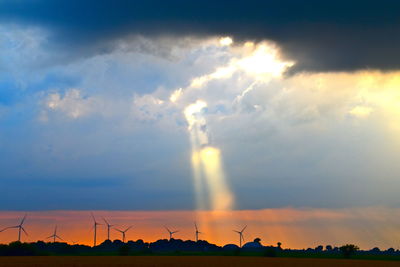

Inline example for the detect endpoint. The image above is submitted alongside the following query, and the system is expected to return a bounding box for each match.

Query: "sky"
[1,0,400,248]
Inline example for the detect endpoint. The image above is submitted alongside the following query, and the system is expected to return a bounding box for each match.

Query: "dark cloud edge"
[1,0,400,72]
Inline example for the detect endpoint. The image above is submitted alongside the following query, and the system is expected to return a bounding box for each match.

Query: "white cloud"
[4,31,400,210]
[131,93,166,122]
[169,88,183,103]
[44,89,100,119]
[349,105,373,118]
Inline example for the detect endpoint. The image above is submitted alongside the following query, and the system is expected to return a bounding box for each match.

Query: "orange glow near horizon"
[1,208,400,250]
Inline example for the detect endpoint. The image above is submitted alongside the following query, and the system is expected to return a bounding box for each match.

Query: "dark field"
[0,256,399,267]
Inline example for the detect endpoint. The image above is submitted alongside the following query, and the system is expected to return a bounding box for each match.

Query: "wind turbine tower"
[91,213,102,247]
[194,222,203,242]
[165,227,179,241]
[0,214,28,242]
[102,217,114,240]
[115,226,132,243]
[233,225,247,248]
[47,225,63,243]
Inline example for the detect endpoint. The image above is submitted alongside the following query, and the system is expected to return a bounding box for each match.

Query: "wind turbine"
[0,214,28,242]
[114,226,132,243]
[233,225,247,248]
[102,217,114,240]
[47,225,63,243]
[194,222,203,242]
[91,213,102,247]
[165,226,179,241]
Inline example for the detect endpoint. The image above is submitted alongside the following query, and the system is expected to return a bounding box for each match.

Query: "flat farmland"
[0,256,398,267]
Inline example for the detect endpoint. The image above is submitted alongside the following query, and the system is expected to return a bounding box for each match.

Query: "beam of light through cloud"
[177,38,294,217]
[184,100,234,211]
[184,100,235,239]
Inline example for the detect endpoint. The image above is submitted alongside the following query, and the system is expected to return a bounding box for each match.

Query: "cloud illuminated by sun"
[349,105,373,118]
[219,36,233,46]
[188,41,294,89]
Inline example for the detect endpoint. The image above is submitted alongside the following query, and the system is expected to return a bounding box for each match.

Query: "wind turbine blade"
[173,230,179,234]
[102,217,109,226]
[233,230,240,233]
[0,226,16,232]
[91,212,96,222]
[21,227,28,236]
[125,226,133,232]
[56,235,63,241]
[164,226,170,233]
[194,222,198,231]
[241,225,247,232]
[46,235,54,239]
[20,214,27,225]
[114,228,123,233]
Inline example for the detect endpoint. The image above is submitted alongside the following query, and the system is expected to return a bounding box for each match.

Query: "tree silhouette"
[340,244,359,258]
[315,245,323,252]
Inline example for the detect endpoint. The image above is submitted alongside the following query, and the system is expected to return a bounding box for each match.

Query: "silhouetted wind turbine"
[165,226,179,241]
[194,222,203,242]
[47,225,63,243]
[115,226,132,243]
[233,225,247,248]
[91,213,102,247]
[0,214,28,242]
[103,217,114,240]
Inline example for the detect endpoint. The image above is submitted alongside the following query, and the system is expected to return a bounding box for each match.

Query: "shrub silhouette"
[118,244,131,256]
[233,248,241,256]
[263,247,277,257]
[340,244,359,258]
[2,242,38,256]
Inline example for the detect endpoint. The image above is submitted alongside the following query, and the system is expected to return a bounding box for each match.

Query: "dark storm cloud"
[1,0,399,71]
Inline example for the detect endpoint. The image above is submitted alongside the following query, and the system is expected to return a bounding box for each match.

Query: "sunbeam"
[184,101,234,213]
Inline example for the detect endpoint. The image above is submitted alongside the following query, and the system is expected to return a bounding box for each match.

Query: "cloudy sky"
[1,0,400,247]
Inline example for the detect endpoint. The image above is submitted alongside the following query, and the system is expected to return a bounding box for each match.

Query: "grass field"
[0,256,399,267]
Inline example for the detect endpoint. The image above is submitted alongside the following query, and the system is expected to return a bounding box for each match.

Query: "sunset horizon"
[1,207,400,250]
[1,1,400,264]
